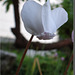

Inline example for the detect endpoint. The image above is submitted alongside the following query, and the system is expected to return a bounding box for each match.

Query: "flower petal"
[21,1,44,35]
[42,0,56,34]
[52,7,68,29]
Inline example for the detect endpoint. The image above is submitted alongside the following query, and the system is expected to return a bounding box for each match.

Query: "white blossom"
[21,0,68,40]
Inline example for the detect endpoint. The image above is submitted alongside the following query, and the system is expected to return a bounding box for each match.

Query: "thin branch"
[14,33,72,50]
[30,38,72,50]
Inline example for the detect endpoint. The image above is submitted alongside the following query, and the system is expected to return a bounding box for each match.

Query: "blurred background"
[0,0,73,75]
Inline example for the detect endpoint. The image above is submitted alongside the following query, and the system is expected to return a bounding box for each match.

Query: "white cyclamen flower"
[21,0,68,40]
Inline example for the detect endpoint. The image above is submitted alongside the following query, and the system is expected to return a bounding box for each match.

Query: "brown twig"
[64,54,73,75]
[16,35,34,75]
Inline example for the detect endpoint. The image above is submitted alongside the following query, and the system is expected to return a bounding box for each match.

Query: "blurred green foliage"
[1,41,73,75]
[10,52,73,75]
[1,48,73,75]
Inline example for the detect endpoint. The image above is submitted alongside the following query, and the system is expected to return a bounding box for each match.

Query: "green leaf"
[22,0,25,1]
[6,3,10,12]
[2,0,13,12]
[0,0,2,1]
[3,0,8,5]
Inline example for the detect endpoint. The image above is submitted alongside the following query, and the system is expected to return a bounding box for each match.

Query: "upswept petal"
[52,7,68,29]
[21,1,44,35]
[42,0,56,34]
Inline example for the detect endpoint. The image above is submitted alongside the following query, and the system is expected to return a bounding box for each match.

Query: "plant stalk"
[16,35,34,75]
[64,54,73,75]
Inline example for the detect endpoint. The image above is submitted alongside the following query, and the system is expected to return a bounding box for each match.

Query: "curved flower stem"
[64,53,73,75]
[16,35,34,75]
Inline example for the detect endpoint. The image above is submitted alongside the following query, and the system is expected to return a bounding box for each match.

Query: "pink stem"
[16,35,34,75]
[64,54,73,75]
